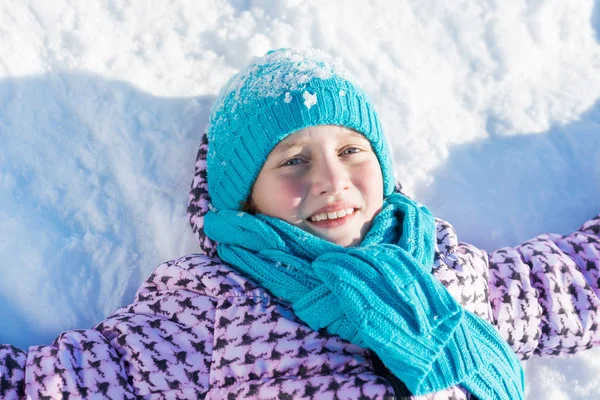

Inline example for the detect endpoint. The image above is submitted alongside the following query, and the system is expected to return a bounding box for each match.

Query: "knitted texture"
[206,48,395,211]
[204,193,525,398]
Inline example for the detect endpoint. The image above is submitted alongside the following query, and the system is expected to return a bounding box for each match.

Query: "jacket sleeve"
[0,322,138,399]
[0,346,26,399]
[486,214,600,360]
[0,254,217,399]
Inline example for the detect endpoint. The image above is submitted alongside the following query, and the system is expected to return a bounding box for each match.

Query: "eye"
[341,147,362,155]
[280,157,304,167]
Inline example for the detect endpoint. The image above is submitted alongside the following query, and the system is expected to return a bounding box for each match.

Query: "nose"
[310,156,350,196]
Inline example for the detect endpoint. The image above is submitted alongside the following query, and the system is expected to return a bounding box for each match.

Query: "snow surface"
[1,0,599,398]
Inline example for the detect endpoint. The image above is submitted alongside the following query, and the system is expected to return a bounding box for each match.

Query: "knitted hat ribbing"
[207,48,395,211]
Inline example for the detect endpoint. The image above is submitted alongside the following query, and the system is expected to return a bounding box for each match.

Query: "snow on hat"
[206,48,395,211]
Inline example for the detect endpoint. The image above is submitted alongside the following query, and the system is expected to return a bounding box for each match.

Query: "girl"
[1,48,599,400]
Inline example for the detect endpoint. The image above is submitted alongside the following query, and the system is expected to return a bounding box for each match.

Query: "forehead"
[272,125,368,154]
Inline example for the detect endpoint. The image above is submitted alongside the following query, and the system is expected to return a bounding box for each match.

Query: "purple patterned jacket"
[1,136,599,399]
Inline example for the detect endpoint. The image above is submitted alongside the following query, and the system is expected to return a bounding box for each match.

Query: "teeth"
[310,208,355,222]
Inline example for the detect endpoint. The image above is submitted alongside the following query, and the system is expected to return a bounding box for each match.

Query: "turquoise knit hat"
[207,48,395,211]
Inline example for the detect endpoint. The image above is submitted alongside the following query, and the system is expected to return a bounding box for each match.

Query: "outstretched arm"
[0,346,26,399]
[0,254,217,399]
[0,321,137,399]
[487,214,600,359]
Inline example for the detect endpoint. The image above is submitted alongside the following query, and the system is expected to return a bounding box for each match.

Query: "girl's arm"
[0,254,217,399]
[0,320,138,399]
[486,214,600,359]
[0,346,26,399]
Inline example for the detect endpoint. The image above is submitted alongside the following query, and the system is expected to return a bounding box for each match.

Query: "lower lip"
[307,209,357,228]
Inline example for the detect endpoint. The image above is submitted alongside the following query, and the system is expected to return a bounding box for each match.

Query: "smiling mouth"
[307,208,358,228]
[309,208,357,222]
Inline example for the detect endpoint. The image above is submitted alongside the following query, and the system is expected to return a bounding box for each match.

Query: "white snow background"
[1,0,599,398]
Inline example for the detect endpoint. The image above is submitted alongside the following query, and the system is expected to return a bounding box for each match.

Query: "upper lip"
[308,202,359,218]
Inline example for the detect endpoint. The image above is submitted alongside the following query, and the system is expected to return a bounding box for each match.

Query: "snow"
[303,90,317,109]
[209,48,349,122]
[1,0,599,398]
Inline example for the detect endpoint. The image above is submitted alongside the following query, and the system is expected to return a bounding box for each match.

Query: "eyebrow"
[272,139,310,154]
[272,131,367,154]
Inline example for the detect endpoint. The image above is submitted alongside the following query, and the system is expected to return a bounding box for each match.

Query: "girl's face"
[250,125,384,247]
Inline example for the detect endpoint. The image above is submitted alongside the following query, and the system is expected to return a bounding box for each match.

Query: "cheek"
[281,179,306,200]
[355,161,384,210]
[272,180,304,211]
[253,176,306,221]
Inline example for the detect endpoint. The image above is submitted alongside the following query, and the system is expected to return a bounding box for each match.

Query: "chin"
[345,238,363,247]
[307,226,362,247]
[331,235,362,248]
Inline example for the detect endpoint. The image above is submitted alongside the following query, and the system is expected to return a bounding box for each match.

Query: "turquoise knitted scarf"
[204,193,524,399]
